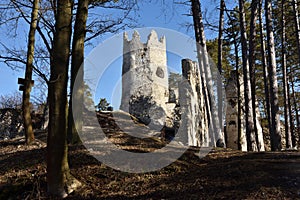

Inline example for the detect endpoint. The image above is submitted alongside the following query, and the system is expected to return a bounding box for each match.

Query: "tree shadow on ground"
[1,130,300,199]
[67,148,300,200]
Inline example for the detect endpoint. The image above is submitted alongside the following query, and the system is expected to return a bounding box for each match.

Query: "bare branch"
[35,22,52,54]
[0,54,49,83]
[85,0,137,42]
[11,0,31,24]
[32,65,49,84]
[0,55,26,64]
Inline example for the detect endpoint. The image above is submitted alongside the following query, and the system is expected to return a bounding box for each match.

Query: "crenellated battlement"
[123,30,165,47]
[146,30,166,47]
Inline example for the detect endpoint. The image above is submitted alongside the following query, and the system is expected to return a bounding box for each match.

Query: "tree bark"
[258,0,272,145]
[234,38,242,150]
[67,0,89,144]
[292,0,300,66]
[265,0,282,151]
[281,0,292,149]
[287,77,296,147]
[47,0,80,197]
[291,0,300,144]
[249,0,261,150]
[217,0,225,132]
[23,0,39,145]
[191,0,225,147]
[238,0,257,151]
[290,74,300,146]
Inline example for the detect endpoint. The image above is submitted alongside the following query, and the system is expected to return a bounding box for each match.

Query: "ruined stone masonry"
[225,71,247,151]
[225,70,265,151]
[121,30,265,149]
[179,59,208,146]
[120,30,169,130]
[120,30,209,146]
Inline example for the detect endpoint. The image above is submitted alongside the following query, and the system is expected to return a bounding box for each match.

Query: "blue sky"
[0,1,232,108]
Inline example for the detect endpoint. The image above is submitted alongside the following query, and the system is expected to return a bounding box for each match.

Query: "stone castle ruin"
[225,71,247,150]
[120,30,210,147]
[225,70,265,151]
[120,30,265,150]
[179,59,208,146]
[120,30,170,129]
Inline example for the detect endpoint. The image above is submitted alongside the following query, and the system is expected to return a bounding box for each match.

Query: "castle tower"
[120,30,169,129]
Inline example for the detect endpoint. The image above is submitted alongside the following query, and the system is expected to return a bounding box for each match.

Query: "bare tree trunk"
[249,0,263,151]
[291,0,300,144]
[191,0,224,147]
[47,0,81,197]
[281,0,292,149]
[23,0,39,145]
[265,0,282,151]
[42,97,49,130]
[290,74,300,145]
[287,78,296,147]
[217,0,225,132]
[238,0,257,151]
[191,1,213,146]
[292,0,300,65]
[259,0,272,144]
[249,0,262,151]
[233,38,244,151]
[67,0,89,144]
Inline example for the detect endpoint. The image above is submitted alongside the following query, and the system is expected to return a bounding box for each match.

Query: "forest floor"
[1,112,300,199]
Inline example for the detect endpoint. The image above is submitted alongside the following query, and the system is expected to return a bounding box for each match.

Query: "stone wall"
[120,30,169,130]
[225,70,265,151]
[179,59,208,146]
[225,71,246,150]
[120,31,210,146]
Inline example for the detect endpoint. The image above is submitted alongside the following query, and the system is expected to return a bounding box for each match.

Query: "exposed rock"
[179,59,207,147]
